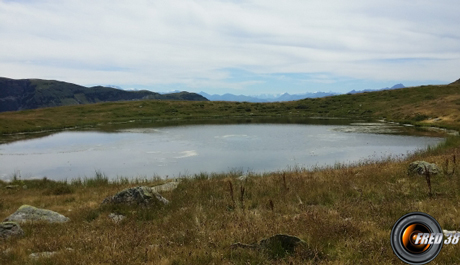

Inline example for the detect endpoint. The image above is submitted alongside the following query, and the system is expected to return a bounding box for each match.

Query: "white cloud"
[0,0,459,93]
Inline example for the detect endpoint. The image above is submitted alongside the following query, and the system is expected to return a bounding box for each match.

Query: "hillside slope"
[1,80,460,138]
[295,82,460,129]
[0,77,208,112]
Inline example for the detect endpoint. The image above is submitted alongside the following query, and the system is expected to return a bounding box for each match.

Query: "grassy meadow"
[1,81,460,264]
[1,81,460,142]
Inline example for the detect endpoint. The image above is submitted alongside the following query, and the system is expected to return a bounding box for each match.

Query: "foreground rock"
[150,181,180,193]
[0,222,24,239]
[4,205,70,223]
[108,213,126,223]
[231,234,306,253]
[408,161,440,176]
[443,229,460,235]
[102,186,169,206]
[29,248,73,260]
[29,251,57,259]
[238,175,248,181]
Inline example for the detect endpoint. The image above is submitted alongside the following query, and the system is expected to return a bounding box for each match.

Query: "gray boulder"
[0,222,24,239]
[101,186,169,206]
[4,205,70,224]
[150,181,179,193]
[408,161,440,176]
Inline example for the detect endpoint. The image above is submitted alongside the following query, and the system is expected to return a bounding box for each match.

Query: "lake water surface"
[0,123,443,181]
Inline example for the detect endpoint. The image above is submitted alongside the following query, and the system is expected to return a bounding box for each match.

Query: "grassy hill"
[2,80,460,264]
[1,80,460,140]
[0,77,208,112]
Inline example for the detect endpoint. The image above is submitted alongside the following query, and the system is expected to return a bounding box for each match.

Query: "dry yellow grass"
[2,137,460,264]
[3,82,460,263]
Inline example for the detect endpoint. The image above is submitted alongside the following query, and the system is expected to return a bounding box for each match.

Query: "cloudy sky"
[1,0,459,95]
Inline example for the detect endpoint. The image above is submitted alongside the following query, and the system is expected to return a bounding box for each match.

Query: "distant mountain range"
[0,77,207,112]
[346,84,405,95]
[198,84,405,102]
[0,76,407,113]
[198,91,338,102]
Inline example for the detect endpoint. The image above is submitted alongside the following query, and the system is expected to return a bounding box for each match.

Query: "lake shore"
[2,83,460,263]
[2,135,460,264]
[2,82,460,143]
[0,122,443,181]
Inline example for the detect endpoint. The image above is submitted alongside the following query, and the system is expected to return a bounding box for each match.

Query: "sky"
[1,0,459,95]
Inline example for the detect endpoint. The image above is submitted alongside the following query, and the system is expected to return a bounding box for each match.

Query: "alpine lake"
[0,118,446,181]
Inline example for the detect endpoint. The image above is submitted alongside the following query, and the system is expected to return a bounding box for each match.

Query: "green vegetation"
[2,82,460,143]
[0,77,207,113]
[2,81,460,263]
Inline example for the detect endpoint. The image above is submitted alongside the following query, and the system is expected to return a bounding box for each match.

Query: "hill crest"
[0,77,207,112]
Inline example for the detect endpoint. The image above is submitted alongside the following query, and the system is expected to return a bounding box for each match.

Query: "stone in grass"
[29,248,73,260]
[150,181,180,193]
[101,186,169,207]
[408,161,440,176]
[259,234,305,253]
[29,251,57,259]
[4,205,70,224]
[231,234,306,255]
[0,222,24,239]
[108,213,126,223]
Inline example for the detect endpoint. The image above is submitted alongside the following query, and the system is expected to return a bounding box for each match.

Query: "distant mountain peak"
[347,84,405,94]
[390,83,405,89]
[198,91,338,102]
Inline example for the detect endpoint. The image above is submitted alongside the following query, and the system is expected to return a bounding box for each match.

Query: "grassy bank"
[1,82,460,142]
[2,81,460,264]
[2,136,460,264]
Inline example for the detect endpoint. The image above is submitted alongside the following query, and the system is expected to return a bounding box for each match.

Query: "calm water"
[0,123,443,181]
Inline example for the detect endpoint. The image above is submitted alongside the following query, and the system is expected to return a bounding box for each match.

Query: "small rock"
[29,248,73,259]
[101,186,169,207]
[238,175,248,181]
[0,222,24,239]
[443,229,459,235]
[151,181,179,193]
[22,185,27,190]
[231,234,306,253]
[408,161,440,176]
[4,205,70,224]
[29,251,57,259]
[108,213,126,223]
[259,234,305,253]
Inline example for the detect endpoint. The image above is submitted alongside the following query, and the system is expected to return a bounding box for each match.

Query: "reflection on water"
[0,122,443,181]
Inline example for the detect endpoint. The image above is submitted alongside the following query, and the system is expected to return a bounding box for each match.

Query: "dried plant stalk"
[228,180,235,208]
[240,186,245,208]
[424,165,432,197]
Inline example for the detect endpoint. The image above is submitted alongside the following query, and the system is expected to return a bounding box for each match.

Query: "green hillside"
[2,80,460,264]
[1,80,460,140]
[0,77,208,112]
